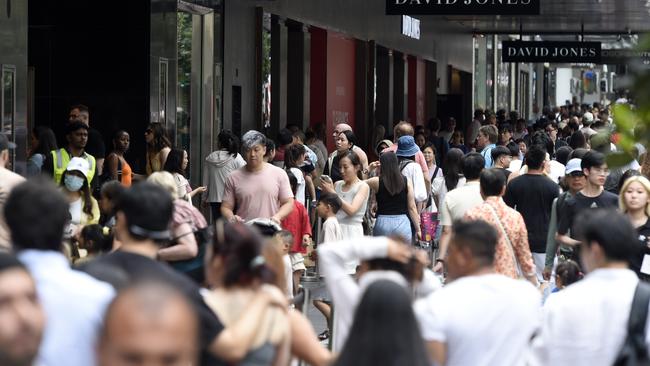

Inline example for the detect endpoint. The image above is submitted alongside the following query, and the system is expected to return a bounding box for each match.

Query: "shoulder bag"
[614,281,650,366]
[486,203,523,278]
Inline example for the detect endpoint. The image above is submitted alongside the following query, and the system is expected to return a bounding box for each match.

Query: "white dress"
[334,180,369,273]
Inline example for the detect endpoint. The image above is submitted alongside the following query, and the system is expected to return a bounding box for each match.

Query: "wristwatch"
[435,258,445,264]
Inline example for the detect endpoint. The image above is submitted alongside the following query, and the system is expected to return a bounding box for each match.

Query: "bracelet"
[435,258,445,264]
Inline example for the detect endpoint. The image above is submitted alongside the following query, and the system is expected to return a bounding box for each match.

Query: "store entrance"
[176,0,216,186]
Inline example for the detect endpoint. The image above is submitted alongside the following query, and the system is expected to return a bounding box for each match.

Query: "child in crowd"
[74,224,113,265]
[312,191,343,341]
[273,230,295,301]
[98,181,125,228]
[553,260,583,292]
[317,192,343,244]
[281,171,313,295]
[543,260,583,304]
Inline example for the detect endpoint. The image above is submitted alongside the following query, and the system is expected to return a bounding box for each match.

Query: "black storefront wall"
[0,0,28,173]
[29,0,151,172]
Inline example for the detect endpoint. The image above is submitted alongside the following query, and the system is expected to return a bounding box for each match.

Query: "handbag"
[614,281,650,366]
[486,203,523,278]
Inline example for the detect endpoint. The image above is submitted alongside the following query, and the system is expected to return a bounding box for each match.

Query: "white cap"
[66,157,90,178]
[583,112,594,122]
[565,158,582,175]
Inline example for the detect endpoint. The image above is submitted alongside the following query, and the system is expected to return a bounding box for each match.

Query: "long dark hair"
[218,130,240,157]
[338,130,357,151]
[211,221,275,288]
[32,126,58,156]
[163,148,185,176]
[334,280,430,366]
[146,122,172,153]
[379,152,405,195]
[284,144,306,169]
[61,170,94,221]
[443,148,465,191]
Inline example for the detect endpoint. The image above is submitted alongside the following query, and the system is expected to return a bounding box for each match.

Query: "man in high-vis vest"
[43,121,97,187]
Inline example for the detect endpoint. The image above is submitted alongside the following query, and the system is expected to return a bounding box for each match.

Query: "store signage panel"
[402,15,421,39]
[386,0,540,15]
[601,49,650,65]
[502,41,601,63]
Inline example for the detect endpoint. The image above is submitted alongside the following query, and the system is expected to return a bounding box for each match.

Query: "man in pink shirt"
[221,130,294,223]
[381,121,430,192]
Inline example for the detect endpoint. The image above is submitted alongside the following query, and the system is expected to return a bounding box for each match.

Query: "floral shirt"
[464,197,535,279]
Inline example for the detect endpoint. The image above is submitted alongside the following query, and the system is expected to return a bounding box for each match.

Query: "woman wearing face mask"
[61,157,100,229]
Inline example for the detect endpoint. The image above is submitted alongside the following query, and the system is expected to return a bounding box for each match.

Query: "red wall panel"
[325,31,356,151]
[309,27,327,132]
[408,56,426,126]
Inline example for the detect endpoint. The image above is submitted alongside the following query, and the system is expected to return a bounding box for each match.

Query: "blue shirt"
[19,250,115,366]
[481,144,497,168]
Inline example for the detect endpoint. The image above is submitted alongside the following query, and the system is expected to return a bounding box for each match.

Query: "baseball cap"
[583,112,594,122]
[66,157,90,178]
[565,158,583,175]
[0,134,16,151]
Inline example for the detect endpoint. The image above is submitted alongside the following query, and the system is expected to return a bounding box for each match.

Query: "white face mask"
[64,175,85,192]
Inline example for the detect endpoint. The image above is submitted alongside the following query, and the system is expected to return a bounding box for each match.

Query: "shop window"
[1,65,15,165]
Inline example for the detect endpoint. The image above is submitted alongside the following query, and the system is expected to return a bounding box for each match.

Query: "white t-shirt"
[69,198,82,226]
[283,254,293,300]
[439,182,483,226]
[414,274,540,366]
[289,167,306,207]
[401,162,427,203]
[532,268,650,366]
[432,176,466,214]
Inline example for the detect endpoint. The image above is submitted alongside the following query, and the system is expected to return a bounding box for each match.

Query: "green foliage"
[609,37,650,167]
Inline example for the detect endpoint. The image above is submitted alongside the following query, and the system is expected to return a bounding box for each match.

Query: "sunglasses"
[569,172,584,177]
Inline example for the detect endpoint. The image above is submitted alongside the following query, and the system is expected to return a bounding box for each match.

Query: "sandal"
[318,329,330,341]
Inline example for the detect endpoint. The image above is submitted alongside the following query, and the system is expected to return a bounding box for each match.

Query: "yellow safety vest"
[51,149,96,186]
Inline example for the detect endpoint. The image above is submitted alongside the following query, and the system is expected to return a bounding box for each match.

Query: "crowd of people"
[0,99,649,366]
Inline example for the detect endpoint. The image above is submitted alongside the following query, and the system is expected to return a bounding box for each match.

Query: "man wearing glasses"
[556,151,619,260]
[546,122,568,154]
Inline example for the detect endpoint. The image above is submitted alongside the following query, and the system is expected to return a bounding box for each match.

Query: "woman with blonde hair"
[619,175,650,280]
[147,171,208,283]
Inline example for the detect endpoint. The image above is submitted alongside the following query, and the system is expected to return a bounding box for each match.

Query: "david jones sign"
[502,41,602,63]
[386,0,540,15]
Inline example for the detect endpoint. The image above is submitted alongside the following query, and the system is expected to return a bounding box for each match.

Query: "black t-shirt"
[504,174,559,253]
[496,167,512,180]
[80,251,224,366]
[557,190,619,236]
[86,128,106,159]
[324,154,343,183]
[631,219,650,280]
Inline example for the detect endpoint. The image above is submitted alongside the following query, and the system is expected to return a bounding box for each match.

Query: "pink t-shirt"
[381,144,430,177]
[222,163,294,221]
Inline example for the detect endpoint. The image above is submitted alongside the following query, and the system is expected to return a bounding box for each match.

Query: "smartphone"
[320,175,332,184]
